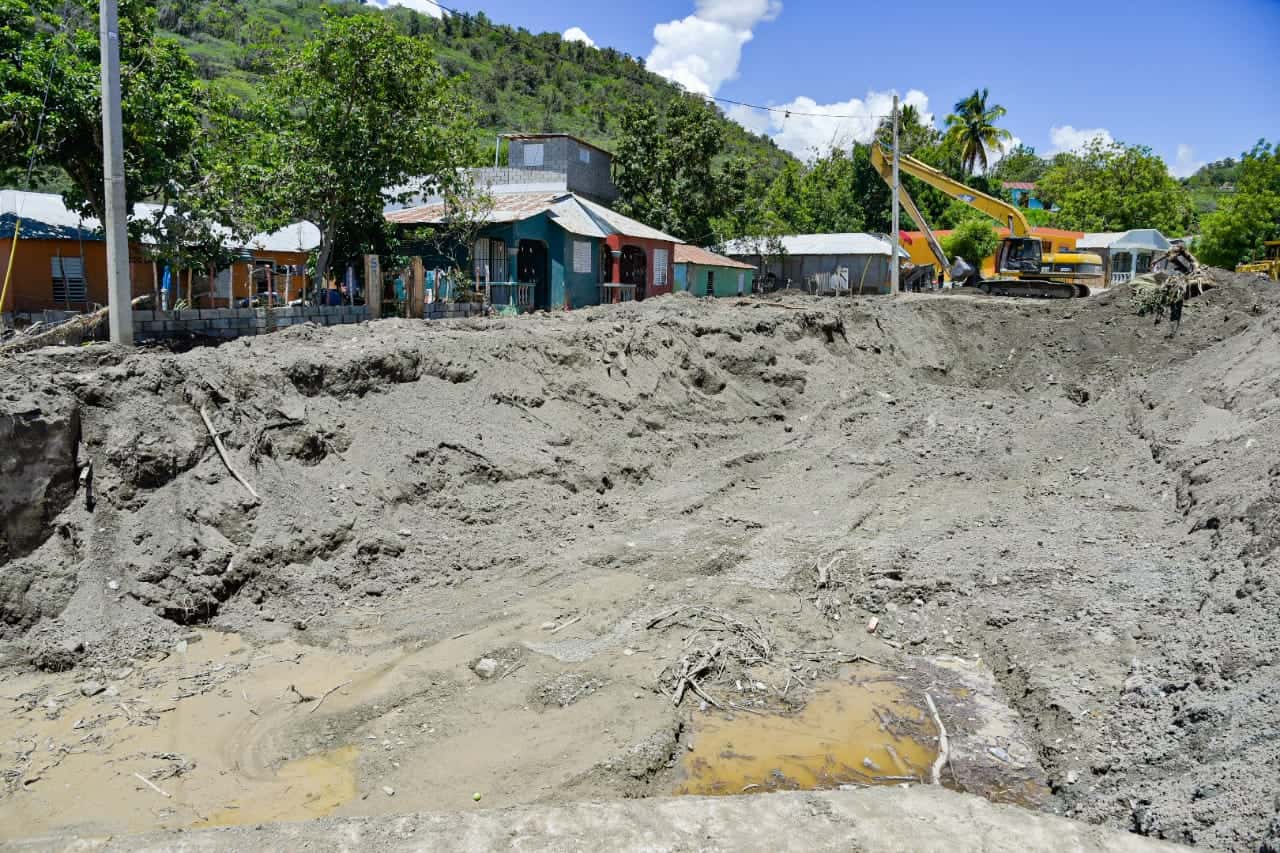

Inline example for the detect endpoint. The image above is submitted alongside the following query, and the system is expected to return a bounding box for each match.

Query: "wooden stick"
[309,679,352,714]
[133,772,171,798]
[924,692,949,785]
[687,678,725,710]
[199,406,259,499]
[548,615,581,634]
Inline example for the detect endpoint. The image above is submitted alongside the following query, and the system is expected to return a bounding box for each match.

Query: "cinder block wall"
[131,305,370,341]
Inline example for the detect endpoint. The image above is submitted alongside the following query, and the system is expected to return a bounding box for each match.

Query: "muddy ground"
[0,272,1277,849]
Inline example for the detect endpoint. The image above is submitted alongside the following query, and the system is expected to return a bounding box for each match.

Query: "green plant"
[942,219,1000,266]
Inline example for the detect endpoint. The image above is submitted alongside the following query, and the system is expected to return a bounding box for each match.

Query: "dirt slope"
[1,272,1277,849]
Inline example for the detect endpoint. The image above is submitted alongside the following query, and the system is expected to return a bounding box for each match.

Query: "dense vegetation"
[152,0,791,175]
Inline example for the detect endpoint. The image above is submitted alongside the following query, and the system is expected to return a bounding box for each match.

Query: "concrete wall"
[131,305,368,341]
[677,263,755,298]
[507,136,617,204]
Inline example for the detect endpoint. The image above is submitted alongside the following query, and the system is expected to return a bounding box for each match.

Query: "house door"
[620,246,647,300]
[518,240,549,310]
[705,270,714,297]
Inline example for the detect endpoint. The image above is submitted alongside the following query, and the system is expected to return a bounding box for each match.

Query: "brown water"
[677,673,940,795]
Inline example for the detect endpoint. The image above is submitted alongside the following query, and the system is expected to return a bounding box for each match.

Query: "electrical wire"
[411,0,896,122]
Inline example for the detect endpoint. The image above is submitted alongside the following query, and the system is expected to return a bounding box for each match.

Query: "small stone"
[1067,770,1079,785]
[541,622,557,631]
[383,786,395,797]
[866,616,880,634]
[862,757,882,772]
[104,685,120,698]
[174,639,188,654]
[473,658,500,679]
[79,681,105,697]
[107,580,119,591]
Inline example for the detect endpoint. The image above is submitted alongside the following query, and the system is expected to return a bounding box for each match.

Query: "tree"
[613,97,723,242]
[943,88,1012,175]
[990,144,1048,186]
[1038,139,1192,234]
[1196,141,1280,268]
[229,13,477,293]
[0,0,205,223]
[941,218,1000,267]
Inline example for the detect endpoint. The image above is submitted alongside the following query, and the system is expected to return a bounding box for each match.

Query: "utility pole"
[100,0,133,345]
[890,94,900,297]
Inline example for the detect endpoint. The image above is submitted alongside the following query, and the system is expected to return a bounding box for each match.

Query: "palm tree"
[944,89,1013,174]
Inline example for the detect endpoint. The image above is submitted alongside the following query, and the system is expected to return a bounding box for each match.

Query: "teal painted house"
[386,187,681,311]
[673,244,756,297]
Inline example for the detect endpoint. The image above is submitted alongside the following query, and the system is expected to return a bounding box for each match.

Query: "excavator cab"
[996,237,1043,274]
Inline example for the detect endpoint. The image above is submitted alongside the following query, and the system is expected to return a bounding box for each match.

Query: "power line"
[412,0,897,123]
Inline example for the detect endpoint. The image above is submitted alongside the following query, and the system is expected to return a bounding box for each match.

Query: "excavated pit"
[1,274,1278,850]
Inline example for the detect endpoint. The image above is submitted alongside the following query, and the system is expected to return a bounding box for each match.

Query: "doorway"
[704,270,714,297]
[620,246,647,300]
[518,240,549,310]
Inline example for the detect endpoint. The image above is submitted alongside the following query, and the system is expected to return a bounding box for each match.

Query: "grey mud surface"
[6,787,1186,853]
[1,271,1277,850]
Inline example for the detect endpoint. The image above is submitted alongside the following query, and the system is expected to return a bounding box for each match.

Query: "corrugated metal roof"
[574,196,683,243]
[723,233,904,258]
[1108,229,1171,252]
[1077,232,1127,249]
[386,189,682,244]
[1002,181,1037,190]
[385,191,566,226]
[674,244,754,269]
[0,189,318,252]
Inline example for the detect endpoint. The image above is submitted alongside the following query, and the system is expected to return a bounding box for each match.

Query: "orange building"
[1,190,317,319]
[902,226,1084,277]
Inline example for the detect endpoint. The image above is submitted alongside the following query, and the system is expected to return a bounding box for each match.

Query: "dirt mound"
[1,270,1277,848]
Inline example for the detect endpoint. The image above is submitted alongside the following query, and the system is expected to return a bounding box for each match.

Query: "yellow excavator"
[1236,241,1280,280]
[870,143,1106,298]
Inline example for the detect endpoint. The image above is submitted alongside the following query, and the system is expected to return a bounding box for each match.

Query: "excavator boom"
[869,142,1103,298]
[871,144,1032,236]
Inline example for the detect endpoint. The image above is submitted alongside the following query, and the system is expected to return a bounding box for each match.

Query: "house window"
[579,147,590,164]
[50,257,87,303]
[653,248,668,286]
[473,238,507,283]
[1041,240,1052,255]
[572,239,592,274]
[1136,253,1152,274]
[523,143,544,167]
[1112,251,1133,273]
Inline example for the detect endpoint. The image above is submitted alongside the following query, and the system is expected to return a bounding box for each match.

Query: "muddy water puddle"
[678,672,939,795]
[0,630,385,838]
[677,660,1051,807]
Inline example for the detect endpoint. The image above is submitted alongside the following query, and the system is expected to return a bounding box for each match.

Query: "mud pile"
[1,271,1277,849]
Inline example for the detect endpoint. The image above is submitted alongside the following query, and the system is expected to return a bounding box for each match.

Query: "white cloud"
[728,89,932,159]
[1048,125,1114,154]
[646,1,781,96]
[1169,143,1205,178]
[563,26,596,48]
[368,0,444,18]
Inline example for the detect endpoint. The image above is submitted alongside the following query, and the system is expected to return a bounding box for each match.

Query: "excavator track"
[978,278,1088,299]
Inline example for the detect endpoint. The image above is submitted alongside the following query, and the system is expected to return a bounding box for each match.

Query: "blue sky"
[399,0,1280,174]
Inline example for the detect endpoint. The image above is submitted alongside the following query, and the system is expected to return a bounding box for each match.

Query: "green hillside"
[156,0,793,174]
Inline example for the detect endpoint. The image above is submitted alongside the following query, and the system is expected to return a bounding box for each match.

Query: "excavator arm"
[868,147,950,272]
[870,143,1032,237]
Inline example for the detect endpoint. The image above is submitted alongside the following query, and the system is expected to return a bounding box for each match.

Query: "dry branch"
[924,692,949,785]
[199,406,259,499]
[309,680,351,714]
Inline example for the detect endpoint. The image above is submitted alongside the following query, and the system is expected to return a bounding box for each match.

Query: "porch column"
[610,247,622,304]
[364,254,381,320]
[410,256,425,319]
